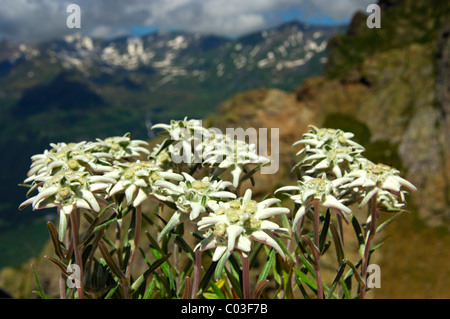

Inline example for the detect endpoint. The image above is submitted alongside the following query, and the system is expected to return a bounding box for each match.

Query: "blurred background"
[0,0,449,298]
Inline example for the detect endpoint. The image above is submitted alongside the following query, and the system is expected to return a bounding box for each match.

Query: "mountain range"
[0,21,345,245]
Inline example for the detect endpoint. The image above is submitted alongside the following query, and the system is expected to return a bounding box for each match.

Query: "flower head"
[195,189,289,261]
[335,160,417,209]
[104,160,183,207]
[293,126,365,179]
[202,134,270,187]
[19,169,115,215]
[89,133,150,162]
[276,175,352,231]
[152,117,206,141]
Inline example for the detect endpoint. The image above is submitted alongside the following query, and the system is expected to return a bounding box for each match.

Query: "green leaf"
[249,242,263,269]
[238,162,270,185]
[294,275,310,299]
[351,215,365,258]
[293,268,317,292]
[319,209,330,254]
[257,249,275,283]
[330,222,345,265]
[46,221,65,260]
[225,267,242,299]
[31,264,52,299]
[203,292,221,299]
[143,278,156,299]
[104,284,120,299]
[376,211,405,234]
[199,260,218,293]
[98,241,127,283]
[345,260,366,289]
[326,259,348,299]
[214,251,229,281]
[209,280,226,299]
[173,234,195,261]
[274,237,294,262]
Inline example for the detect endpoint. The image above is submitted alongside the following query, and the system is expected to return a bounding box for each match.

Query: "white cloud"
[0,0,372,42]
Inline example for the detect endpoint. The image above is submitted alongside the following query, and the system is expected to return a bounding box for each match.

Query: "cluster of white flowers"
[152,118,270,188]
[20,119,284,261]
[20,133,153,213]
[196,189,289,261]
[278,126,416,230]
[293,125,365,179]
[19,121,416,265]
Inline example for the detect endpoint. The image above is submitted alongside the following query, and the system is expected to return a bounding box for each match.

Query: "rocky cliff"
[206,0,450,297]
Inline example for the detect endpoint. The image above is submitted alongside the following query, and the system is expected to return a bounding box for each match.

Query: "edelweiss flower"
[293,126,365,179]
[89,133,150,162]
[336,160,417,208]
[294,125,364,151]
[24,141,113,183]
[19,169,115,215]
[195,189,290,261]
[296,145,365,178]
[104,160,183,207]
[148,143,174,171]
[202,135,270,187]
[152,118,209,166]
[155,173,236,241]
[276,175,352,231]
[151,117,206,141]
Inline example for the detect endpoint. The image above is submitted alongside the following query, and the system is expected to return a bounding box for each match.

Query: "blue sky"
[0,0,375,43]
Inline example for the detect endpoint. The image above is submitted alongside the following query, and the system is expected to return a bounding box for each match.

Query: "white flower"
[296,145,365,179]
[294,125,364,151]
[24,141,112,183]
[104,160,183,207]
[202,134,270,187]
[195,189,290,261]
[156,172,236,220]
[155,173,237,241]
[293,126,365,179]
[151,117,206,141]
[19,169,115,215]
[276,175,352,231]
[89,133,150,162]
[335,160,417,208]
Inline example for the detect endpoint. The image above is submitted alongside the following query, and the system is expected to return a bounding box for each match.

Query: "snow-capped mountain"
[0,21,345,228]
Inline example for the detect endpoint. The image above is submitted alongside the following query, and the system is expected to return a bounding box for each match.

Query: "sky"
[0,0,375,43]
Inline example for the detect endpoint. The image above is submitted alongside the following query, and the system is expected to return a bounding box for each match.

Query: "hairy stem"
[360,198,377,299]
[241,253,250,299]
[125,205,142,282]
[191,250,202,299]
[70,209,84,299]
[313,202,324,299]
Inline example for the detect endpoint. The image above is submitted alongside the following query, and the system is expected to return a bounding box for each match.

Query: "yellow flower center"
[213,223,227,237]
[244,200,257,214]
[123,169,135,179]
[58,187,71,200]
[67,159,79,170]
[245,217,261,230]
[226,208,243,223]
[150,172,161,182]
[192,180,209,190]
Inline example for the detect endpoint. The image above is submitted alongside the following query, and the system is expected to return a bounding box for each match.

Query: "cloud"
[0,0,373,43]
